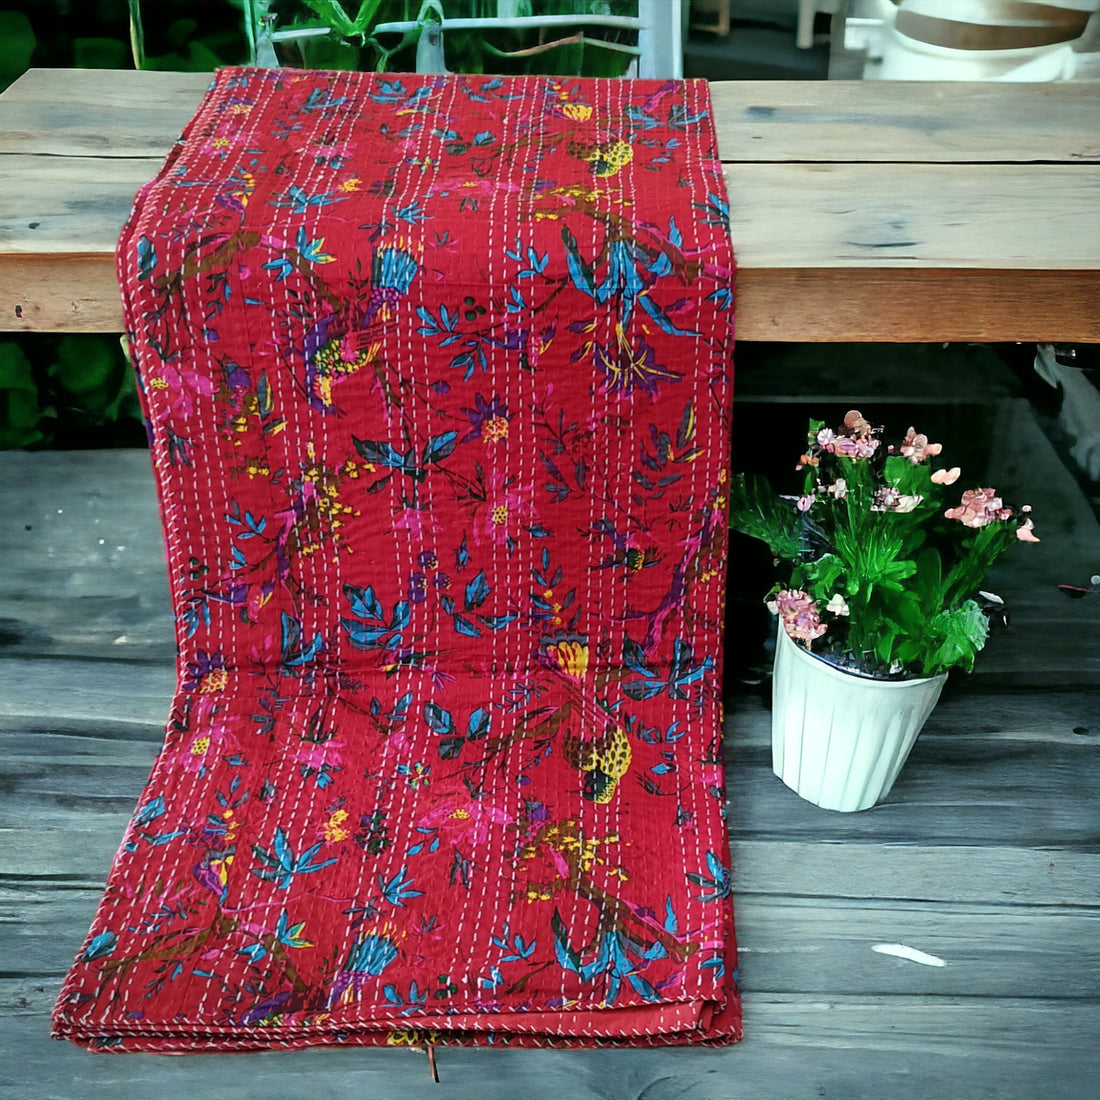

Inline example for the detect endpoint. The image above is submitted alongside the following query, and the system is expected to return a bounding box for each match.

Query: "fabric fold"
[53,67,740,1052]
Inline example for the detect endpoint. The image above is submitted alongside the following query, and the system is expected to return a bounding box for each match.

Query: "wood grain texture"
[6,447,1095,680]
[0,154,155,254]
[0,253,125,332]
[735,266,1100,342]
[726,163,1100,270]
[710,80,1100,164]
[0,68,207,158]
[2,70,1098,339]
[7,157,1094,268]
[5,70,1098,164]
[5,256,1098,341]
[1,999,1096,1100]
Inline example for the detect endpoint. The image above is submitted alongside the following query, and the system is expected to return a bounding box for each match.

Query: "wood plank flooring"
[1,438,1097,1099]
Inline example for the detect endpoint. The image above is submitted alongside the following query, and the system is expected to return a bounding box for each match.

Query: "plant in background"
[238,0,642,76]
[0,335,144,449]
[729,410,1040,679]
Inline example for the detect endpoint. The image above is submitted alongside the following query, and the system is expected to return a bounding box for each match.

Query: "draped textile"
[53,67,740,1052]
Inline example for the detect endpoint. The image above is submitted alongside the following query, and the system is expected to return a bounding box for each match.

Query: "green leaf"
[1,389,42,445]
[923,600,990,675]
[728,473,803,561]
[0,341,34,391]
[303,0,357,38]
[799,553,845,600]
[51,335,120,397]
[0,11,35,91]
[72,37,130,70]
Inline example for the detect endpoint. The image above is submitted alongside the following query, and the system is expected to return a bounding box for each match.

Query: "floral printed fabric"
[53,67,739,1051]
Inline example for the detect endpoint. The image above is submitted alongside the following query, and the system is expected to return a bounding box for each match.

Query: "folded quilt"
[53,67,740,1052]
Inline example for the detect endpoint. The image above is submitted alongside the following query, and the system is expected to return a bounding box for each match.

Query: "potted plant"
[728,409,1040,812]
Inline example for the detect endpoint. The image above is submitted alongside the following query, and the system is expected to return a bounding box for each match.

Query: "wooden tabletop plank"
[4,69,1098,164]
[4,153,1096,269]
[2,159,1096,338]
[1,69,1098,339]
[711,79,1100,164]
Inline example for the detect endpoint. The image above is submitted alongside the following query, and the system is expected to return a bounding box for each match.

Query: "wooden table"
[0,68,1098,341]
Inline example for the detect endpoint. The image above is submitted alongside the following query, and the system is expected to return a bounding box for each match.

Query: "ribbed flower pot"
[771,627,948,812]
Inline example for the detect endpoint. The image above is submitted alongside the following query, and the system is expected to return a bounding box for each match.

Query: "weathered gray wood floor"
[2,437,1098,1100]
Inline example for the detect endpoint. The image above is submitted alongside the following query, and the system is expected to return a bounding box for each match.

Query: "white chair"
[258,0,684,79]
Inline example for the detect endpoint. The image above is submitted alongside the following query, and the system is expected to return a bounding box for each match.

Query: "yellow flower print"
[545,640,589,682]
[324,809,350,843]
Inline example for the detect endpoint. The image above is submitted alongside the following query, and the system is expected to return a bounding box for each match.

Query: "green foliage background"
[0,0,641,448]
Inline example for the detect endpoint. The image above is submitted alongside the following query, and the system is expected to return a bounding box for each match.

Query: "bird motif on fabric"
[566,138,634,178]
[301,244,420,412]
[562,722,633,804]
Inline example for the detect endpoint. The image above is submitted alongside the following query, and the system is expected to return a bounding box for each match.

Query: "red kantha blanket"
[53,67,739,1052]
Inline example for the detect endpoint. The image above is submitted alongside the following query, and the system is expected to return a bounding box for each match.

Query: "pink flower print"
[178,716,236,777]
[944,488,1013,528]
[148,362,216,418]
[418,799,514,845]
[393,508,440,540]
[475,471,535,546]
[292,738,344,772]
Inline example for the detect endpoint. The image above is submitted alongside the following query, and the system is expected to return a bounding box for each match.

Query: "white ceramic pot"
[771,626,948,812]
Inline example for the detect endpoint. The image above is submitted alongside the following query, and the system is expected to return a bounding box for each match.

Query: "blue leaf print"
[464,570,490,610]
[82,931,117,962]
[424,702,454,735]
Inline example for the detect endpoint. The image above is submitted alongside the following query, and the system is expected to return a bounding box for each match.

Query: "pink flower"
[944,488,1013,528]
[843,410,872,436]
[769,589,827,643]
[872,489,922,513]
[417,799,514,844]
[796,494,815,512]
[820,410,880,459]
[899,426,943,464]
[393,507,440,540]
[824,434,880,459]
[291,739,344,771]
[872,486,899,511]
[931,466,961,485]
[152,362,216,418]
[474,471,535,546]
[1016,518,1040,543]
